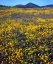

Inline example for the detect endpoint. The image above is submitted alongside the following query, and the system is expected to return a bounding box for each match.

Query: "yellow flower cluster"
[0,8,53,64]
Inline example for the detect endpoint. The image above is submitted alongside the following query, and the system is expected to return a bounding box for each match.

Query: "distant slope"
[41,4,53,8]
[14,4,25,8]
[25,3,40,8]
[0,3,53,8]
[14,3,40,8]
[14,3,53,8]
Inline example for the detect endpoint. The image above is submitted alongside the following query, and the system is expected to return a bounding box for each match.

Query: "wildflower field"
[0,8,53,64]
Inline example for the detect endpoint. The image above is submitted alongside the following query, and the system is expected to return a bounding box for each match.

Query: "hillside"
[14,3,53,8]
[0,3,53,8]
[14,3,40,8]
[42,4,53,8]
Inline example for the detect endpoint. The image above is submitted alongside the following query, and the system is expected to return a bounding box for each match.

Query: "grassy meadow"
[0,8,53,64]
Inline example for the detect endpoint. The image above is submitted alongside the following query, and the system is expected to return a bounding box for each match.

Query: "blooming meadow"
[0,8,53,64]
